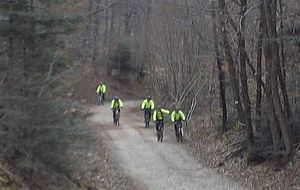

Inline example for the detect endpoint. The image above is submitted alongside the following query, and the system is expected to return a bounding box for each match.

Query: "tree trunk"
[239,0,254,151]
[8,5,13,59]
[92,0,101,65]
[262,0,282,153]
[103,0,109,67]
[219,0,245,125]
[264,43,282,152]
[106,6,115,76]
[278,0,292,119]
[263,0,293,156]
[88,0,93,48]
[278,50,292,118]
[255,8,263,131]
[211,0,227,132]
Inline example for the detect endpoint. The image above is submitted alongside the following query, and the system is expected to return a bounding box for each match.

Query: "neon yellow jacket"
[111,99,123,109]
[96,84,107,94]
[153,108,170,121]
[171,110,186,122]
[141,99,155,110]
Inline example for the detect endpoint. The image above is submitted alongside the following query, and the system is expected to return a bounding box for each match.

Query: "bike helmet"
[147,95,151,100]
[113,96,119,100]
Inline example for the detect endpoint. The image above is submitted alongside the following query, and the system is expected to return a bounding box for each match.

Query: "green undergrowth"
[0,96,93,189]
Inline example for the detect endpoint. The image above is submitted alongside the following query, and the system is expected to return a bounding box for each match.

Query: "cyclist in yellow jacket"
[141,96,155,125]
[153,106,170,132]
[111,96,123,124]
[171,108,186,123]
[96,82,107,104]
[171,108,186,141]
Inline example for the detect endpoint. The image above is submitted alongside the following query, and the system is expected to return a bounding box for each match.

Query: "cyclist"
[141,96,155,126]
[111,96,123,124]
[171,108,186,140]
[153,106,170,133]
[96,82,107,104]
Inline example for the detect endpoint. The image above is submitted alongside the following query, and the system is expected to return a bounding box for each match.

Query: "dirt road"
[87,101,246,190]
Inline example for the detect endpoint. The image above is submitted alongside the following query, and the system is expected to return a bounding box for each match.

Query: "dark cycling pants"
[156,120,164,131]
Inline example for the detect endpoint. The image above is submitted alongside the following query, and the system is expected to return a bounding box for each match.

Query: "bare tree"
[92,0,101,65]
[210,0,227,132]
[238,0,254,153]
[218,0,246,127]
[262,0,293,156]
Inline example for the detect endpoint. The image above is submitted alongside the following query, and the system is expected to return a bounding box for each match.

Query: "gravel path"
[88,101,246,190]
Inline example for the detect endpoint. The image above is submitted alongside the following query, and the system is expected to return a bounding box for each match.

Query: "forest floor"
[183,115,300,190]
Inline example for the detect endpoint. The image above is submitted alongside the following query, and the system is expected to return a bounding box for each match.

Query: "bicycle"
[98,93,104,105]
[144,109,151,128]
[174,121,184,143]
[156,120,164,142]
[113,109,120,126]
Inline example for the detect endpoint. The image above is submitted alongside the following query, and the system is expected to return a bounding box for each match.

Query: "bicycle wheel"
[160,125,164,142]
[98,95,102,106]
[175,125,179,142]
[144,110,150,128]
[116,112,120,126]
[113,115,116,125]
[145,114,150,128]
[100,94,104,105]
[157,124,161,141]
[179,127,183,143]
[157,127,161,141]
[156,121,164,142]
[113,110,117,125]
